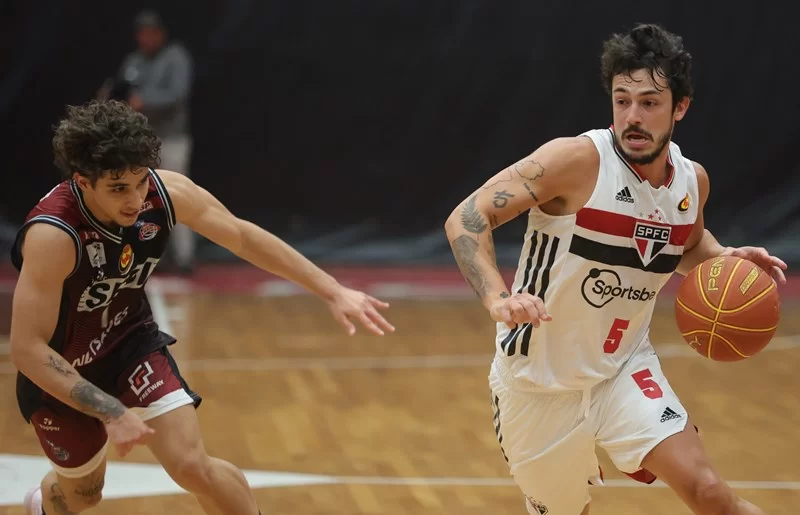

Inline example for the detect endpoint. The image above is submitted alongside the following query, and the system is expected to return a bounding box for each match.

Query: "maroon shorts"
[29,347,200,478]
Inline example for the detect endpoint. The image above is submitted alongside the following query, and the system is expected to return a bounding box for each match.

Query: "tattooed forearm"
[75,478,105,498]
[486,230,497,265]
[460,195,488,234]
[451,235,490,298]
[69,380,125,423]
[49,483,77,514]
[45,355,76,378]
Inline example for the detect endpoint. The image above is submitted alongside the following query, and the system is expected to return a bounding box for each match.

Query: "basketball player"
[445,24,786,515]
[10,100,395,515]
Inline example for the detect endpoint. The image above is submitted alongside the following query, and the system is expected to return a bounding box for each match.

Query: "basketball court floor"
[0,265,798,514]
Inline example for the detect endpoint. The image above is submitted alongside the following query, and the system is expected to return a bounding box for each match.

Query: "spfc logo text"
[634,222,671,266]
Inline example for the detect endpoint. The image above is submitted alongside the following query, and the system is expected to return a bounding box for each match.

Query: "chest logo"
[634,222,671,266]
[119,244,134,275]
[678,193,690,213]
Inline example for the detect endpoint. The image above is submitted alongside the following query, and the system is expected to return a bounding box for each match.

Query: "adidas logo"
[615,186,634,203]
[660,407,682,423]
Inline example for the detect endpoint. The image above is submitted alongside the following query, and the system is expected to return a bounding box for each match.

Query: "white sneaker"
[23,486,42,515]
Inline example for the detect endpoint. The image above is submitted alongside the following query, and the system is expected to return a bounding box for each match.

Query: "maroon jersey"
[11,169,176,421]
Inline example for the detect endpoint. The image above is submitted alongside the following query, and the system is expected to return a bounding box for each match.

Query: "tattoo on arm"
[75,478,105,498]
[492,190,514,208]
[49,483,77,515]
[460,195,488,234]
[500,292,510,298]
[69,380,125,423]
[451,235,489,298]
[482,169,513,189]
[522,182,539,202]
[513,158,545,181]
[486,230,497,265]
[45,355,76,378]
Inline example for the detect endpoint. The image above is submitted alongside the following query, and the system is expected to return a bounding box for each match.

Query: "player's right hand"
[489,292,552,329]
[104,409,155,458]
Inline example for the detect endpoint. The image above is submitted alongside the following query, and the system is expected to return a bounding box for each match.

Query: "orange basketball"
[674,255,781,361]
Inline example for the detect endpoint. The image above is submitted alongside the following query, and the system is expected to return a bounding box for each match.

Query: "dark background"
[2,1,798,267]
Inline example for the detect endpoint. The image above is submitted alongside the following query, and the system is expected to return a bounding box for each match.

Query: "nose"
[626,103,643,126]
[124,191,145,213]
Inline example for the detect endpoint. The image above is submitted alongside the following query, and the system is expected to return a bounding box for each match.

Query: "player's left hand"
[327,287,395,336]
[722,246,788,285]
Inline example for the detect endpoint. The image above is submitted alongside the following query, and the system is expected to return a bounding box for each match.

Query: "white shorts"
[489,348,688,515]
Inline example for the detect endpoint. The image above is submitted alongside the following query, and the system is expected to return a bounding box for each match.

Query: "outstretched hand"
[723,246,788,285]
[327,287,395,336]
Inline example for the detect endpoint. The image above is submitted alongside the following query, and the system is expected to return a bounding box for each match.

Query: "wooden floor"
[1,284,799,514]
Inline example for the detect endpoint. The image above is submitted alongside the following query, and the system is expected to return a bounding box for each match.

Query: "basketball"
[674,255,781,361]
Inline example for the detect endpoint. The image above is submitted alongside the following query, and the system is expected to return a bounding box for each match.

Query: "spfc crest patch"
[634,222,671,266]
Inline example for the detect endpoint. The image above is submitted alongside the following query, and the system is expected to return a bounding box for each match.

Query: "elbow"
[9,339,30,372]
[444,211,460,241]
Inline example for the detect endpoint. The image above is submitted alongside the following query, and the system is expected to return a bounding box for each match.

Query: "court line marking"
[333,475,800,490]
[0,287,796,375]
[0,340,797,375]
[1,452,798,507]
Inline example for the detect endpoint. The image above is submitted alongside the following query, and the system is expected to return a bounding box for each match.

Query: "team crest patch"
[633,222,671,266]
[138,222,160,241]
[119,244,134,274]
[678,193,690,212]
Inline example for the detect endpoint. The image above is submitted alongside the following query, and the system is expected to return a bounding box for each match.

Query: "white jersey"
[494,128,700,390]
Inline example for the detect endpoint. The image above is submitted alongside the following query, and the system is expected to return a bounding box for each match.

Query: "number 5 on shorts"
[632,369,664,399]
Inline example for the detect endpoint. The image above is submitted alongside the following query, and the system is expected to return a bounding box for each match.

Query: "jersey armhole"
[11,215,83,278]
[149,168,177,230]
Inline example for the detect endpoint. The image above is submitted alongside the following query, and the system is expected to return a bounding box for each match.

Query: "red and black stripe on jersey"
[569,207,693,274]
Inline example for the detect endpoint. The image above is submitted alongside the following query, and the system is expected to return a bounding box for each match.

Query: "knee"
[166,451,214,493]
[690,469,736,515]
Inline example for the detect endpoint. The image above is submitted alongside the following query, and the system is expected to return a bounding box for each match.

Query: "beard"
[616,124,673,165]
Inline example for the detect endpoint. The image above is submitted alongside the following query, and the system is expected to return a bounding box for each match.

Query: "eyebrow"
[107,176,149,188]
[613,87,662,96]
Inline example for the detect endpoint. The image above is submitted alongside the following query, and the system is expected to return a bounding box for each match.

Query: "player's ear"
[72,172,92,191]
[673,96,690,122]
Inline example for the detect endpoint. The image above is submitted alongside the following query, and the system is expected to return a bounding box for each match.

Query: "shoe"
[23,486,42,515]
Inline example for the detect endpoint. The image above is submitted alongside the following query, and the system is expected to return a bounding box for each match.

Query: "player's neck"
[629,150,673,189]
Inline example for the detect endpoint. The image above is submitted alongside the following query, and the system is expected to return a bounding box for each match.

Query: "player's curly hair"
[52,100,161,184]
[601,23,693,108]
